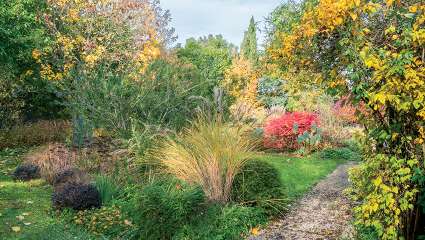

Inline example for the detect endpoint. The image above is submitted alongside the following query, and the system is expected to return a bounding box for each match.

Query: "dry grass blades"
[155,117,256,203]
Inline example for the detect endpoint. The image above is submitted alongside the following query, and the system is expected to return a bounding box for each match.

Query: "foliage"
[264,112,319,151]
[222,56,260,104]
[176,35,235,95]
[0,0,66,128]
[136,58,207,130]
[155,116,256,203]
[232,160,285,215]
[348,154,420,239]
[296,124,322,154]
[175,205,267,240]
[52,168,89,191]
[94,175,119,205]
[26,144,76,184]
[268,1,425,237]
[332,96,358,125]
[256,77,288,109]
[52,183,101,211]
[319,147,360,161]
[12,164,41,181]
[0,120,70,149]
[240,16,258,64]
[35,0,175,144]
[73,205,134,237]
[130,180,205,240]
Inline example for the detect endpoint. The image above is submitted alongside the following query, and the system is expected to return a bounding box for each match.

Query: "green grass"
[0,148,95,240]
[252,152,348,201]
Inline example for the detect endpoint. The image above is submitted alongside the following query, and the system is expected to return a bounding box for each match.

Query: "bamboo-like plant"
[155,116,256,203]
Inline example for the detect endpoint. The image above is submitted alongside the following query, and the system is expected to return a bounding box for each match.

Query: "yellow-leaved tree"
[267,0,425,238]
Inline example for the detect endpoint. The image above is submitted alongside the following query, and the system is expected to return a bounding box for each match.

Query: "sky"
[160,0,282,47]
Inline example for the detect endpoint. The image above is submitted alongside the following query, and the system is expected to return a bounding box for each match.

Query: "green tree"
[0,0,65,128]
[240,16,258,64]
[176,35,235,95]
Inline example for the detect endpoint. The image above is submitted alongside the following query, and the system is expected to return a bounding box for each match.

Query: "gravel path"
[249,162,357,240]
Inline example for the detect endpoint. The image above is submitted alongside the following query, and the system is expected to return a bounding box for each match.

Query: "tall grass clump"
[155,116,256,203]
[94,175,119,204]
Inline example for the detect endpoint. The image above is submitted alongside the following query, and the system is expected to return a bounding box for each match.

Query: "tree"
[176,35,235,95]
[35,0,176,144]
[240,16,258,64]
[0,0,65,128]
[268,0,425,238]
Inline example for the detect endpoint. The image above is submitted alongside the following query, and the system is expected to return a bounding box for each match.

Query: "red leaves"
[263,112,319,150]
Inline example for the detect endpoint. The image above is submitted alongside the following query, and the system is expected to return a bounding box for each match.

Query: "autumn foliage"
[263,112,319,151]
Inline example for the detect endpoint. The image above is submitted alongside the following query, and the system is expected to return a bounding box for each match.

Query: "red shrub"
[263,112,319,150]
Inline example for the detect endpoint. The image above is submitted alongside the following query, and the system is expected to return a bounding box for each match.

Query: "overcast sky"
[161,0,282,47]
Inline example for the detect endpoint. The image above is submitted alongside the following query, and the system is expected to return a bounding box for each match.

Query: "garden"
[0,0,424,239]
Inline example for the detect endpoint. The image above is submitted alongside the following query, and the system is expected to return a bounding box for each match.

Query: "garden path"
[249,162,357,240]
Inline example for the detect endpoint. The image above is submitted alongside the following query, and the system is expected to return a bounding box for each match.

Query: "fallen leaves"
[11,226,21,232]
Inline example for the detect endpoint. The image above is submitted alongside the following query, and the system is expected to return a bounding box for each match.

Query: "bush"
[52,183,101,210]
[130,180,205,240]
[72,205,133,237]
[0,120,70,149]
[12,164,41,181]
[263,112,319,151]
[94,175,119,205]
[52,168,90,191]
[175,205,267,240]
[319,147,360,161]
[232,160,285,215]
[155,116,256,203]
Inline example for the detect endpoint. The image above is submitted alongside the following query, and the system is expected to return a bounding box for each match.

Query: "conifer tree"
[240,16,258,64]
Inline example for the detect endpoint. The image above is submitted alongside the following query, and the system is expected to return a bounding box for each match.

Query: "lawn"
[0,148,95,240]
[0,148,347,239]
[253,152,348,201]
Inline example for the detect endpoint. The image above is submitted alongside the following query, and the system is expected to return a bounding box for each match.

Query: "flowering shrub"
[263,112,319,151]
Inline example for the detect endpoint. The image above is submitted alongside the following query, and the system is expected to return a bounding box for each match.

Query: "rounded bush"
[232,160,285,215]
[52,183,101,210]
[12,164,41,181]
[52,168,89,191]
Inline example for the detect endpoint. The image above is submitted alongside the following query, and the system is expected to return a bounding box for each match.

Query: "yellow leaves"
[250,227,260,235]
[386,0,394,7]
[32,49,42,62]
[373,176,382,187]
[11,226,21,233]
[385,26,396,35]
[409,5,418,13]
[350,13,358,21]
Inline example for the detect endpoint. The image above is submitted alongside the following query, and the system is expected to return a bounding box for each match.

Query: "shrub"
[263,111,319,151]
[0,120,70,149]
[175,205,267,240]
[12,164,41,181]
[94,175,119,205]
[73,205,133,237]
[52,183,101,210]
[155,116,256,203]
[52,168,90,191]
[25,143,76,184]
[232,160,285,215]
[332,96,357,125]
[130,180,205,239]
[319,147,360,161]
